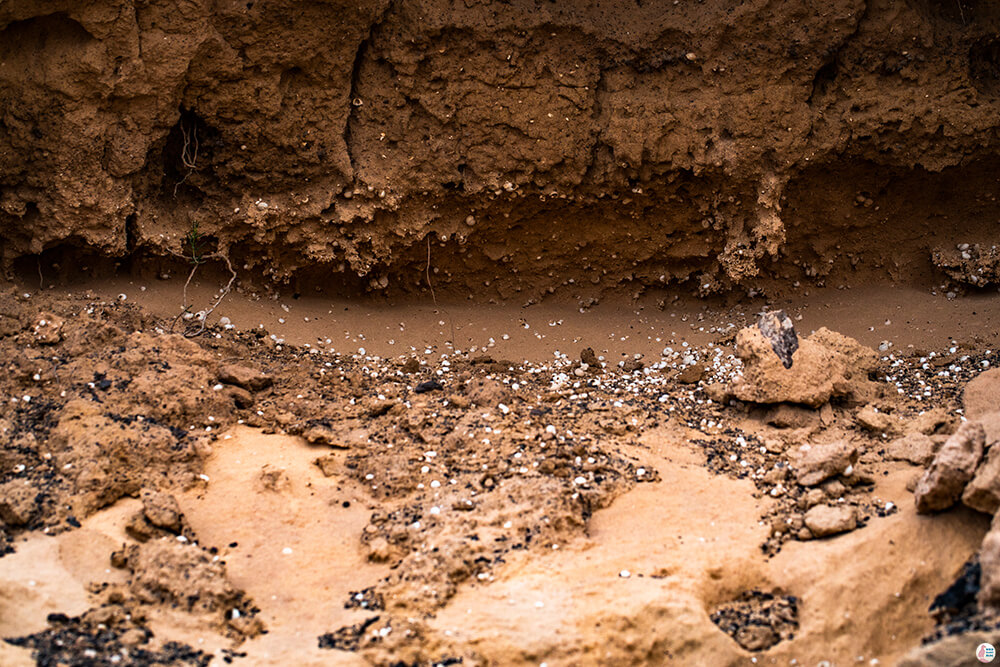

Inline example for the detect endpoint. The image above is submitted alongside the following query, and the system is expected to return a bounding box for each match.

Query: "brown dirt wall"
[3,0,1000,298]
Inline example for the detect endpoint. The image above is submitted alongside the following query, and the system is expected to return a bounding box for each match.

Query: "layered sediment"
[3,0,1000,298]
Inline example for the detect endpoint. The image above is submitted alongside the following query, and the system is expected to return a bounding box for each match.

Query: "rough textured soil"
[4,1,1000,300]
[1,284,999,666]
[5,1,1000,665]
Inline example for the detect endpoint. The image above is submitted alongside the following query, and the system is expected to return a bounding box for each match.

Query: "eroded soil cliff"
[3,0,1000,299]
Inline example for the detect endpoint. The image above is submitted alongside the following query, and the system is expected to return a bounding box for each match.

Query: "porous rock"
[0,480,39,526]
[803,504,857,537]
[792,441,858,487]
[914,421,985,514]
[31,312,65,344]
[730,327,877,407]
[139,488,182,532]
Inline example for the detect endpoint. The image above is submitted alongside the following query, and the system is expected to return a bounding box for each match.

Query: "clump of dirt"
[710,590,799,652]
[932,243,1000,289]
[0,289,238,537]
[111,537,264,638]
[317,616,382,652]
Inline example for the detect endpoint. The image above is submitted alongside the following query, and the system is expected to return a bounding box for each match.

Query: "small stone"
[804,504,858,537]
[218,364,273,391]
[802,488,827,509]
[914,421,986,514]
[675,364,705,384]
[963,444,1000,514]
[793,441,858,486]
[580,347,599,367]
[622,358,645,373]
[855,404,894,434]
[401,357,421,374]
[140,489,182,532]
[0,480,38,526]
[415,379,443,394]
[757,310,798,369]
[885,433,938,466]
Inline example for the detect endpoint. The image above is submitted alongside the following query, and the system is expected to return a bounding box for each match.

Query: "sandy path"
[177,427,387,666]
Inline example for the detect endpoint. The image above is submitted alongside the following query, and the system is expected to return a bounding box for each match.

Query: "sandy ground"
[70,273,1000,359]
[1,277,1000,665]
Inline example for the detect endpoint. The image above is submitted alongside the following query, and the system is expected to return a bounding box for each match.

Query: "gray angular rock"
[914,421,985,514]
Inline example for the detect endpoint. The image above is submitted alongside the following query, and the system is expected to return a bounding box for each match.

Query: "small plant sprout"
[169,223,236,338]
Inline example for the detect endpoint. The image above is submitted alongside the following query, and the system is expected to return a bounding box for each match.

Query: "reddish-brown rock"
[914,422,986,514]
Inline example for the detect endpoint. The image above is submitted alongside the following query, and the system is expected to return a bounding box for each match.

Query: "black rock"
[414,380,443,394]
